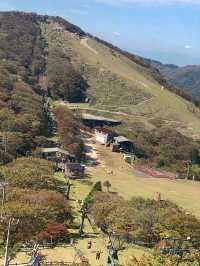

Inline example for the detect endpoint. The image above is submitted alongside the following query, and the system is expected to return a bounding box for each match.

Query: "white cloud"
[96,0,200,7]
[113,31,121,36]
[185,45,192,49]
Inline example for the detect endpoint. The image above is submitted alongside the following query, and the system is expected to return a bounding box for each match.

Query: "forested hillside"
[0,12,84,260]
[149,60,200,100]
[0,12,85,164]
[0,12,48,164]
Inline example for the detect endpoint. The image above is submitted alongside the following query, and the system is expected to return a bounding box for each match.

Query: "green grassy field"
[59,137,200,263]
[55,173,148,265]
[87,141,200,219]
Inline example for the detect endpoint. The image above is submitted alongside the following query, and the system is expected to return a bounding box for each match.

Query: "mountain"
[149,60,200,100]
[41,16,200,139]
[2,12,200,262]
[1,11,200,167]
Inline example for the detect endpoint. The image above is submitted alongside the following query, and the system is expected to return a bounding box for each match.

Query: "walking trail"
[80,37,98,55]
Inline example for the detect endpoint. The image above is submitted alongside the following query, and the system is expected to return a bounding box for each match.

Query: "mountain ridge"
[2,11,199,105]
[148,59,200,100]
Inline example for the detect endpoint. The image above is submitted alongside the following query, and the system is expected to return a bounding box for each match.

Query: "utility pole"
[3,218,19,266]
[2,132,8,153]
[4,218,11,266]
[0,182,9,218]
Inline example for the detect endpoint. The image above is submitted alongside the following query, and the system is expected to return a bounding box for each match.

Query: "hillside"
[1,11,200,265]
[1,11,200,167]
[0,12,49,164]
[39,18,200,140]
[150,60,200,100]
[0,12,199,137]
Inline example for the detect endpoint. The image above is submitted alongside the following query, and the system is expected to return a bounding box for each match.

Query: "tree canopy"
[90,192,200,248]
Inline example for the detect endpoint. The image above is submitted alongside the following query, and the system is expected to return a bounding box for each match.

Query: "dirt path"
[80,38,98,55]
[61,102,131,118]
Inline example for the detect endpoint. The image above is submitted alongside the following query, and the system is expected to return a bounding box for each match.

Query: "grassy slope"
[88,141,200,219]
[42,20,200,139]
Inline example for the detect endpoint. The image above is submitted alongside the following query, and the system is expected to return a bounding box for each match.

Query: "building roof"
[114,136,133,143]
[82,113,120,123]
[41,147,60,153]
[41,147,75,157]
[65,163,85,171]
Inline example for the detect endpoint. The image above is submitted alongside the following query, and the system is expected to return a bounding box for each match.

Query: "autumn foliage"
[53,106,85,159]
[90,192,200,248]
[0,157,73,245]
[38,223,68,243]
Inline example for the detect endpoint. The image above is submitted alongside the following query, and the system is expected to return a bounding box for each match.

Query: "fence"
[135,165,177,180]
[20,243,70,252]
[2,262,89,266]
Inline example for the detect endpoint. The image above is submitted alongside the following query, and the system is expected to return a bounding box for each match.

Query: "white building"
[95,128,113,145]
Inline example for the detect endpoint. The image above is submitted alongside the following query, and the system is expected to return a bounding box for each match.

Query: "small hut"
[39,147,75,170]
[112,136,134,153]
[40,147,75,161]
[65,163,85,179]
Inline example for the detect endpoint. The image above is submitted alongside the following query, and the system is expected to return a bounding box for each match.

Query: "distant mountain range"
[148,60,200,99]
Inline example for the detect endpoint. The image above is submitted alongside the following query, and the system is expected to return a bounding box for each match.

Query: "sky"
[0,0,200,66]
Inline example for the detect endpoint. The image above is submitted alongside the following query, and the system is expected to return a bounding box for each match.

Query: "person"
[87,240,92,249]
[96,250,101,260]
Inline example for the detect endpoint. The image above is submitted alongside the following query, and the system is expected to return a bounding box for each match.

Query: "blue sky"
[0,0,200,66]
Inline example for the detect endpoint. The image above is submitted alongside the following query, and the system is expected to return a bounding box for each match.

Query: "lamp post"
[0,182,9,218]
